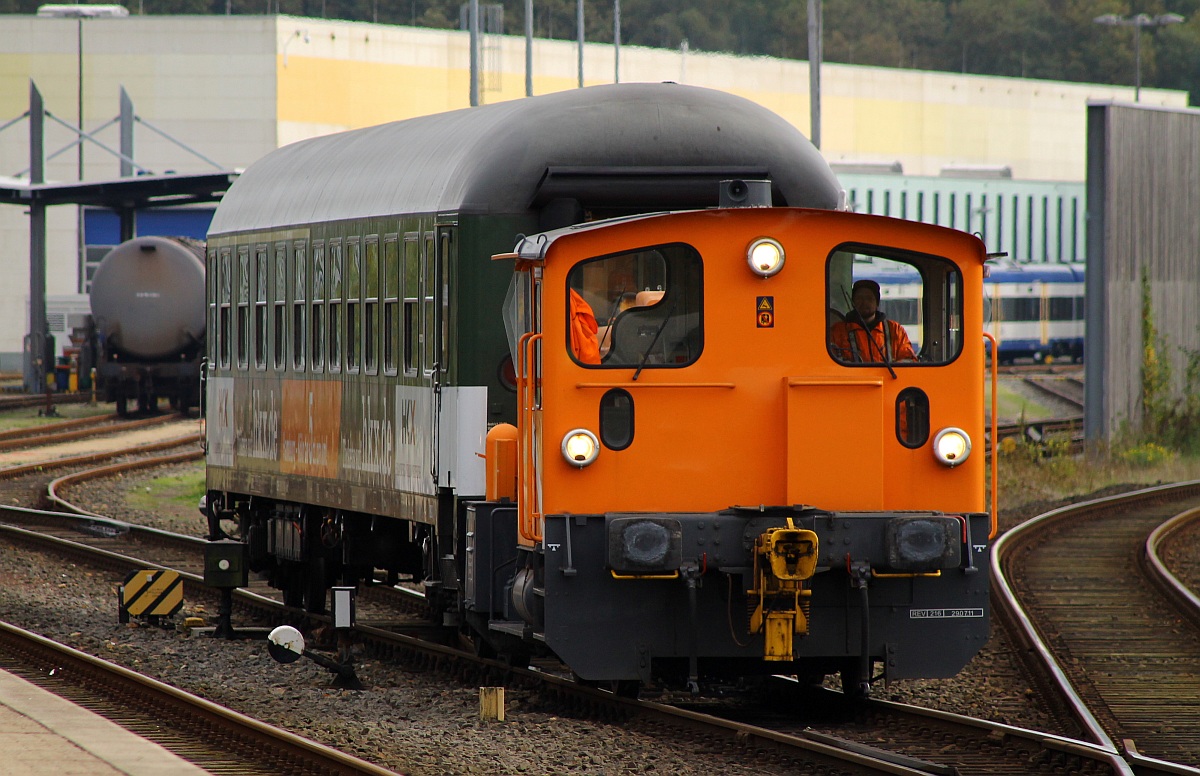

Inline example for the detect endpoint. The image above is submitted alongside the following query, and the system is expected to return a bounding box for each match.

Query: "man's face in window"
[852,287,878,320]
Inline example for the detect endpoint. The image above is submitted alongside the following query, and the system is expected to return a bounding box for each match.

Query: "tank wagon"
[90,235,206,415]
[204,83,992,695]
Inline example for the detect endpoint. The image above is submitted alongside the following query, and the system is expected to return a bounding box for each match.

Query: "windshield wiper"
[632,300,675,381]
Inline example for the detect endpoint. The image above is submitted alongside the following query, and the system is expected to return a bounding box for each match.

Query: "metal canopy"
[0,171,238,207]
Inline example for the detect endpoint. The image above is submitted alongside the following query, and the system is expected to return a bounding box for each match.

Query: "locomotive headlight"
[746,238,785,278]
[607,517,684,575]
[561,429,600,467]
[885,517,961,571]
[933,427,972,467]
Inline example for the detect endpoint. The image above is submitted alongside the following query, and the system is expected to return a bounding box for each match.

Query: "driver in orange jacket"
[830,279,916,364]
[569,288,602,364]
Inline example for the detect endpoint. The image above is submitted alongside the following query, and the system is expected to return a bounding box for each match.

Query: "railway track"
[0,412,179,452]
[994,482,1200,771]
[1022,374,1085,412]
[0,392,91,412]
[995,364,1085,376]
[984,365,1085,453]
[0,619,398,776]
[9,427,1200,774]
[0,500,931,774]
[1147,506,1200,620]
[4,444,1193,774]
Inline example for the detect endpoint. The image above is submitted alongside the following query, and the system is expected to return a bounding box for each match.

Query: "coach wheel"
[469,631,498,660]
[839,660,869,699]
[281,573,305,609]
[115,396,128,416]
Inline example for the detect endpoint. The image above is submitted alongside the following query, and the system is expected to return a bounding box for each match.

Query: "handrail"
[983,332,999,538]
[516,332,543,542]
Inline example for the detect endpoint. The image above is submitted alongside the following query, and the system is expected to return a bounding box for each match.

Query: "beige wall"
[273,16,1187,181]
[0,13,1189,359]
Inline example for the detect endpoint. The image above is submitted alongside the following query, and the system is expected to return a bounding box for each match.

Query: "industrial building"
[0,11,1188,370]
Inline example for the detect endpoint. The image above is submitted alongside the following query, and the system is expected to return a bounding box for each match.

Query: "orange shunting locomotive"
[483,198,993,694]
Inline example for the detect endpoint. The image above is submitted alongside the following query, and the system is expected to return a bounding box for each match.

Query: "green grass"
[0,403,113,432]
[985,380,1060,424]
[125,464,207,512]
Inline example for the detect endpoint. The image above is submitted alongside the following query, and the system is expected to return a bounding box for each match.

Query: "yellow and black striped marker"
[120,569,183,620]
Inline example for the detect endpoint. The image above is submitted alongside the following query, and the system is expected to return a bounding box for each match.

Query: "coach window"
[254,246,268,370]
[218,248,231,369]
[328,240,343,373]
[292,242,306,371]
[382,236,399,375]
[566,244,703,368]
[439,232,451,374]
[206,247,217,368]
[403,233,420,374]
[826,247,962,366]
[439,231,451,373]
[364,236,380,374]
[274,243,287,370]
[346,238,361,373]
[311,242,325,372]
[236,246,250,369]
[1004,291,1039,323]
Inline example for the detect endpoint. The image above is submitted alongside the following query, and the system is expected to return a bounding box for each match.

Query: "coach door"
[427,224,454,487]
[501,262,543,545]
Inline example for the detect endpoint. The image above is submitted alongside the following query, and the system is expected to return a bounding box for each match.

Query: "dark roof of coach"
[208,83,841,236]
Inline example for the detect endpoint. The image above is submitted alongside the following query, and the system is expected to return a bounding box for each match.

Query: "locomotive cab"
[476,205,992,694]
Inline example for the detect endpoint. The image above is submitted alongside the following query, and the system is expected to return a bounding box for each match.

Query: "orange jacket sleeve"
[888,321,917,361]
[569,289,601,365]
[829,321,854,361]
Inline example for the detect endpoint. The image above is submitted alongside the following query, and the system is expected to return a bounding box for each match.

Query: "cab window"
[826,246,962,366]
[566,244,703,369]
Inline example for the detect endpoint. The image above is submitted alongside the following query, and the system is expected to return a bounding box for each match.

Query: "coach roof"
[208,83,840,236]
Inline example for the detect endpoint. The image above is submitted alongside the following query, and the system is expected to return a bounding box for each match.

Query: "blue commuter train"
[853,258,1085,364]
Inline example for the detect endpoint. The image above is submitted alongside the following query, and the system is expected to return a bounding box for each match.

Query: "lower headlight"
[933,427,971,467]
[607,517,683,575]
[561,428,600,467]
[885,517,961,571]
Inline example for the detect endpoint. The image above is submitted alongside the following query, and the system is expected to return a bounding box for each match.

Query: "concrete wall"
[0,13,1190,363]
[1085,102,1200,443]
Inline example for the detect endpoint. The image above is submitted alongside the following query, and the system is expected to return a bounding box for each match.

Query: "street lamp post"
[1093,12,1184,102]
[36,4,129,179]
[577,0,585,88]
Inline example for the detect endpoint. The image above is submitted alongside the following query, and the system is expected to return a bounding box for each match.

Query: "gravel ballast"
[4,461,1144,773]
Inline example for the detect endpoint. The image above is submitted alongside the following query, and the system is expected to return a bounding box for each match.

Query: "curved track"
[8,427,1200,774]
[0,449,1170,775]
[0,452,1111,775]
[994,482,1200,770]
